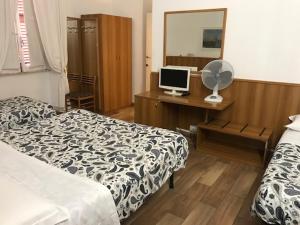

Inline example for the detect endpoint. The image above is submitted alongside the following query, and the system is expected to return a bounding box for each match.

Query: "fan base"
[204,94,223,103]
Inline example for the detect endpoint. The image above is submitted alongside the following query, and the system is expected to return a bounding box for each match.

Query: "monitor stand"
[164,90,183,96]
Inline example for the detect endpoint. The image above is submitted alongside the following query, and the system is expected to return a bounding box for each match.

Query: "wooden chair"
[67,73,81,92]
[65,74,97,112]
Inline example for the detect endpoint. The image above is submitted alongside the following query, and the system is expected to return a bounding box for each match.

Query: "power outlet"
[189,125,198,134]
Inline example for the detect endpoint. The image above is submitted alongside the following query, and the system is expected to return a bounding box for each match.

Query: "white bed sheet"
[278,128,300,146]
[0,141,120,225]
[0,175,69,225]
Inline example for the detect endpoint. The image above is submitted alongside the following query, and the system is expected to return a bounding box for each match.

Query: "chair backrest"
[80,75,97,94]
[68,73,81,81]
[67,73,81,92]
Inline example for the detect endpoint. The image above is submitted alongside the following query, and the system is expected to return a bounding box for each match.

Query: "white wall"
[64,0,114,16]
[0,71,59,106]
[144,0,152,13]
[166,11,223,58]
[152,0,300,84]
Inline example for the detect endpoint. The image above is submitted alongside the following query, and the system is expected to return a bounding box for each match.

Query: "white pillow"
[287,114,300,132]
[289,114,300,121]
[0,176,69,225]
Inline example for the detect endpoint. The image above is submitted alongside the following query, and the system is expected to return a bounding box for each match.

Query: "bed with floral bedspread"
[251,142,300,225]
[0,96,56,130]
[0,109,189,220]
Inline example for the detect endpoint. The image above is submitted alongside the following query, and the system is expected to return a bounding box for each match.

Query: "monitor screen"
[159,68,190,91]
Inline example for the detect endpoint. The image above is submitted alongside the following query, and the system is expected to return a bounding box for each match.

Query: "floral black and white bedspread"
[0,109,189,220]
[251,143,300,225]
[0,96,56,130]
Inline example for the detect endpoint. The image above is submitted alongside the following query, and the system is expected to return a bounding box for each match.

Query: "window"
[0,0,46,74]
[17,0,31,68]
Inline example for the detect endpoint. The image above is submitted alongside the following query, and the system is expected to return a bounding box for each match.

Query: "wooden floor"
[110,107,266,225]
[109,106,134,122]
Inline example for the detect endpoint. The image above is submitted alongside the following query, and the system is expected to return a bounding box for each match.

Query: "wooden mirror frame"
[163,8,228,70]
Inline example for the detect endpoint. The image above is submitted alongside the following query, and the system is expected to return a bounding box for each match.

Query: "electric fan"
[201,60,234,103]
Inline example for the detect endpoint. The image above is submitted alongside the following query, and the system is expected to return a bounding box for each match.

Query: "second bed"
[0,96,56,130]
[251,129,300,225]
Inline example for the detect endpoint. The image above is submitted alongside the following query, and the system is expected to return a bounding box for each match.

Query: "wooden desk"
[137,91,233,110]
[135,91,234,128]
[135,90,270,166]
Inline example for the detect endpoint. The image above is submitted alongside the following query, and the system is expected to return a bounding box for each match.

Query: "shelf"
[198,120,272,142]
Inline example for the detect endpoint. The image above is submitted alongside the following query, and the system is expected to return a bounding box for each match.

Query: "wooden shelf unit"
[198,120,273,165]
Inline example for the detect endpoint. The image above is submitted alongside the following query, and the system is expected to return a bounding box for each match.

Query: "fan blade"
[204,76,218,88]
[208,61,222,74]
[218,71,233,89]
[219,71,233,82]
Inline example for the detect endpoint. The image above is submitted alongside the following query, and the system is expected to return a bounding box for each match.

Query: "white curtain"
[0,0,21,74]
[33,0,69,108]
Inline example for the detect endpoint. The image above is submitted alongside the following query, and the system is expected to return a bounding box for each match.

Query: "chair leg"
[78,99,81,109]
[65,98,68,112]
[93,98,96,112]
[169,173,174,189]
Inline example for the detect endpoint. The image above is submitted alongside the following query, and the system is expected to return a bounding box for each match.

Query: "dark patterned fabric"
[0,109,189,220]
[251,143,300,225]
[0,96,56,130]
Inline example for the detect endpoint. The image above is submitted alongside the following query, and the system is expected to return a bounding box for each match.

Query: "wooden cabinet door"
[134,96,163,127]
[100,15,132,113]
[118,17,132,108]
[101,15,119,113]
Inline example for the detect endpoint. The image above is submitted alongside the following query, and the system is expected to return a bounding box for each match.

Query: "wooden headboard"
[166,56,217,71]
[150,72,300,146]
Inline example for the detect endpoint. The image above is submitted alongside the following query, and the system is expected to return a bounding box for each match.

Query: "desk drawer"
[134,96,163,127]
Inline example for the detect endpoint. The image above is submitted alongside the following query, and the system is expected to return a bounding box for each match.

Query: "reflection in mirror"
[164,9,227,72]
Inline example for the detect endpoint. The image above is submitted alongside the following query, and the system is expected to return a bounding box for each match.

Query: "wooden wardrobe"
[69,14,132,114]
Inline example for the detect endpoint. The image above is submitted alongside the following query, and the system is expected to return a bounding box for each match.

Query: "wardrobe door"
[100,15,132,113]
[101,15,119,113]
[81,18,101,111]
[119,17,132,108]
[114,16,123,110]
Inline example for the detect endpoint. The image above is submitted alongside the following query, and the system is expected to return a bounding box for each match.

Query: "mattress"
[0,109,189,220]
[251,129,300,225]
[0,141,120,225]
[0,96,56,130]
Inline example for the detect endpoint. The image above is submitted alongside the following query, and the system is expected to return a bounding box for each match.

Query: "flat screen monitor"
[159,67,190,96]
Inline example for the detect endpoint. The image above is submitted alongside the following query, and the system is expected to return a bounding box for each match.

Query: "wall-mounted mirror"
[164,8,227,72]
